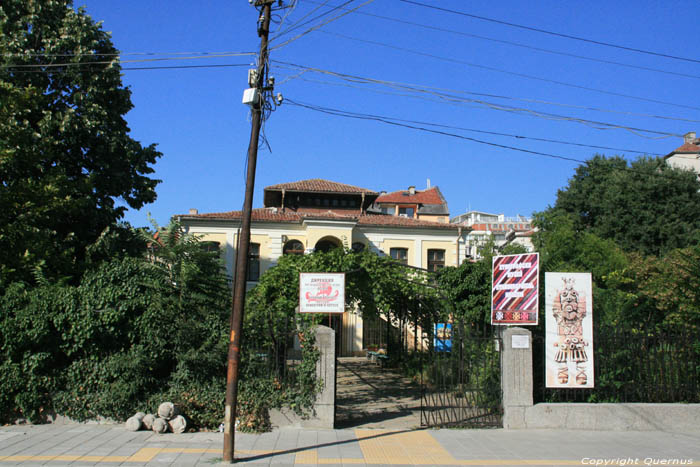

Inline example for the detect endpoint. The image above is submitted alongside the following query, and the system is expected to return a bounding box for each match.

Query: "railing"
[420,323,502,428]
[533,328,700,403]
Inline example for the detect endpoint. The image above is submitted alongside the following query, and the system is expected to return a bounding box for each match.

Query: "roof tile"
[178,208,459,229]
[376,186,445,205]
[265,179,377,194]
[670,142,700,153]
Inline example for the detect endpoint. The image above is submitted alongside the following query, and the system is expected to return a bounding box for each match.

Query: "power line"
[399,0,700,65]
[285,98,584,163]
[277,70,700,125]
[2,50,256,58]
[315,30,700,112]
[303,0,700,81]
[6,63,251,72]
[285,98,692,182]
[272,0,351,40]
[0,52,255,69]
[280,97,662,155]
[269,0,377,51]
[272,60,684,138]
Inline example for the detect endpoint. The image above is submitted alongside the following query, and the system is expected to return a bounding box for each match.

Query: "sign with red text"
[299,273,346,314]
[491,253,539,325]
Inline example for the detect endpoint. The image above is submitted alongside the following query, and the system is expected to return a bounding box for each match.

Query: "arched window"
[283,240,304,255]
[315,237,341,252]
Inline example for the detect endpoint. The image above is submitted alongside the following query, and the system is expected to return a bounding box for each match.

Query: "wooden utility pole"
[223,0,273,462]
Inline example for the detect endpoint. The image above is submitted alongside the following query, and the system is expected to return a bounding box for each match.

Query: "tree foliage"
[0,222,231,427]
[0,0,161,285]
[545,155,700,256]
[436,241,527,328]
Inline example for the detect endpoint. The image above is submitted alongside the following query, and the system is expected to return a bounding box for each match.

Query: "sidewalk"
[0,424,698,466]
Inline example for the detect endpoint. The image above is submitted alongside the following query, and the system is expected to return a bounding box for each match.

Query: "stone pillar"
[312,325,336,428]
[269,325,336,429]
[501,327,533,429]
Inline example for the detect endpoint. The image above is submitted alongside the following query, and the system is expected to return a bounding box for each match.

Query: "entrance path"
[335,357,421,429]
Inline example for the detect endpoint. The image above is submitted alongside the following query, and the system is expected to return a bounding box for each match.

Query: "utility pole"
[223,0,274,462]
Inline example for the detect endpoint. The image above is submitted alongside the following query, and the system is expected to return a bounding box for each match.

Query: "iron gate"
[420,322,502,428]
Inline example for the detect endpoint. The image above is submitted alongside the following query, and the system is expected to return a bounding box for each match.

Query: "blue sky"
[78,0,700,228]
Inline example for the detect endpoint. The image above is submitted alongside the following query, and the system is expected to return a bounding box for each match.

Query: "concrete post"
[313,325,336,428]
[501,327,533,429]
[268,324,336,428]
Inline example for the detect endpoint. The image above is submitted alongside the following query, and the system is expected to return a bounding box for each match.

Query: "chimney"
[684,131,697,144]
[189,208,198,215]
[426,178,431,189]
[408,185,416,195]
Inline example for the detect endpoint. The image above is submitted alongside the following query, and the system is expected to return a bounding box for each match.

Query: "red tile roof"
[177,208,459,230]
[670,142,700,154]
[265,179,377,194]
[376,186,445,205]
[357,214,457,229]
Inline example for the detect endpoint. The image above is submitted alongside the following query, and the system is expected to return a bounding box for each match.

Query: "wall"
[501,328,700,432]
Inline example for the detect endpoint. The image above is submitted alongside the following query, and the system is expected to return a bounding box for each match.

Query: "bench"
[366,351,389,368]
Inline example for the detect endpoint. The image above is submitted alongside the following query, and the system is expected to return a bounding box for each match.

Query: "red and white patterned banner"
[491,253,539,325]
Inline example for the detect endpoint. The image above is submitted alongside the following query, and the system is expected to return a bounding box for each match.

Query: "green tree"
[436,241,527,327]
[532,210,631,327]
[0,221,232,426]
[546,155,700,256]
[0,0,161,285]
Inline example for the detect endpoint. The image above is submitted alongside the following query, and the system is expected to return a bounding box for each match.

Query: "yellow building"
[177,179,469,356]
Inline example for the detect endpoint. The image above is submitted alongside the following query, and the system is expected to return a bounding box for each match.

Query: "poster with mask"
[545,272,594,388]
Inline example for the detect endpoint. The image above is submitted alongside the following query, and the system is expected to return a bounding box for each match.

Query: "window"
[427,249,445,271]
[247,243,260,281]
[352,242,365,252]
[200,241,220,254]
[390,247,408,265]
[399,207,414,218]
[283,240,304,255]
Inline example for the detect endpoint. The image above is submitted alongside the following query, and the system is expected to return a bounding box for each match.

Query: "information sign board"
[491,253,539,325]
[298,272,346,314]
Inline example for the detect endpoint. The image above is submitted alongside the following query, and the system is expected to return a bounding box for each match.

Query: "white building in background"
[665,131,700,180]
[451,210,535,259]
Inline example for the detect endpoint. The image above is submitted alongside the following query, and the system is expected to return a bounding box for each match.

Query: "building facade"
[451,210,535,259]
[665,131,700,180]
[372,185,450,224]
[176,179,468,356]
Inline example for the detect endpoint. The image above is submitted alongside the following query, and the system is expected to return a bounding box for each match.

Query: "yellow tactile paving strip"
[2,430,699,465]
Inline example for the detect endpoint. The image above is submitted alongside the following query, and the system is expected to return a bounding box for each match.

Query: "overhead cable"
[285,98,692,182]
[7,63,250,72]
[277,71,700,125]
[315,31,700,112]
[0,52,255,69]
[278,96,662,155]
[399,0,700,65]
[269,0,377,51]
[302,0,700,80]
[272,60,684,138]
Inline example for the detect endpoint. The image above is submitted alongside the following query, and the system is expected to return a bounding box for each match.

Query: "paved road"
[0,423,698,466]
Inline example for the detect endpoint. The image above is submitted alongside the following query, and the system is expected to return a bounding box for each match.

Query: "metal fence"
[533,328,700,403]
[420,322,502,428]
